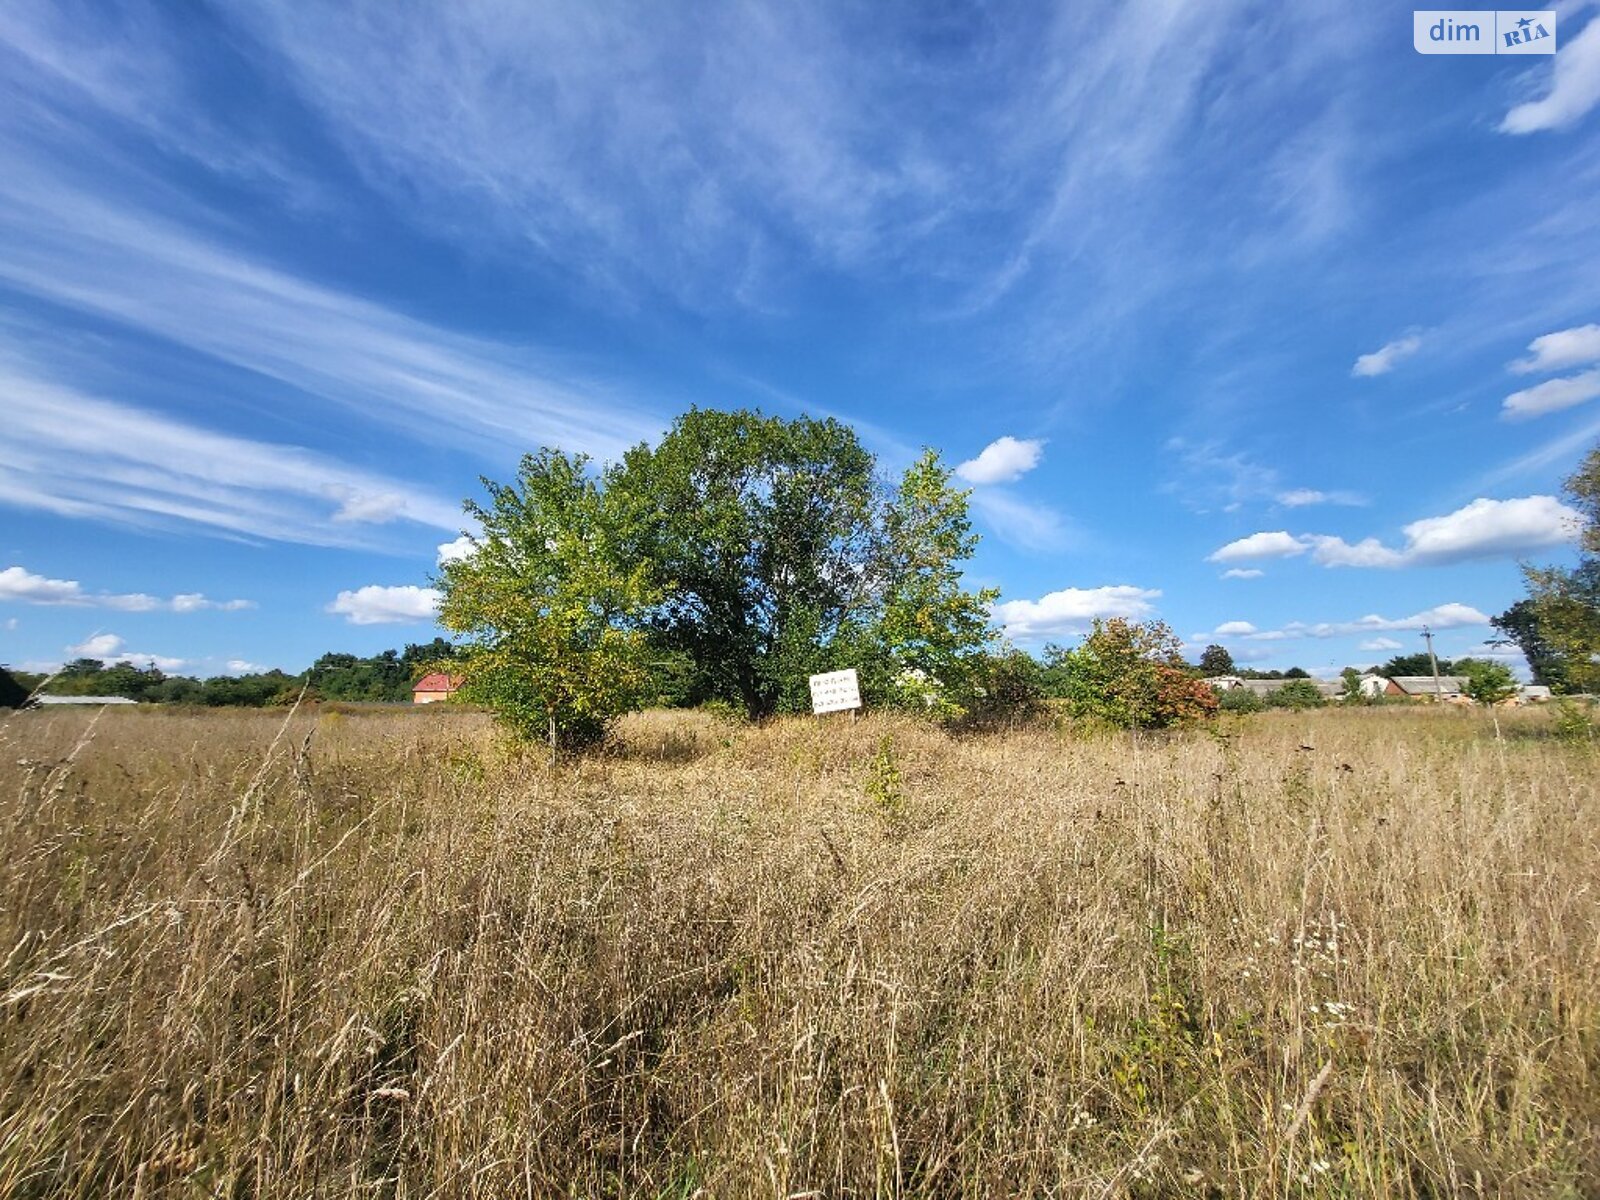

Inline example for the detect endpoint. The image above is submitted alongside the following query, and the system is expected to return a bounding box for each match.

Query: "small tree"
[1460,660,1517,705]
[1055,619,1219,729]
[438,449,659,756]
[1198,644,1235,676]
[871,449,1000,716]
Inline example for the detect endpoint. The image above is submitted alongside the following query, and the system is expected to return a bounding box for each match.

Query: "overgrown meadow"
[1,704,1596,1197]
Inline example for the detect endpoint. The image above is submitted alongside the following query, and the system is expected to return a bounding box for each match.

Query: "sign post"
[808,668,861,718]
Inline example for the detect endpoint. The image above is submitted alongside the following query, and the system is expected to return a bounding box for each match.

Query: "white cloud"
[0,565,251,611]
[436,535,477,565]
[1359,637,1403,652]
[327,585,442,625]
[956,437,1046,485]
[0,167,660,463]
[0,359,463,548]
[1303,535,1406,568]
[1501,369,1600,420]
[1204,603,1491,647]
[1352,334,1421,377]
[70,633,123,657]
[969,490,1073,552]
[0,566,83,604]
[1207,531,1307,563]
[1501,14,1600,133]
[1332,603,1490,635]
[225,659,264,674]
[1221,568,1263,579]
[65,632,186,671]
[4,618,15,631]
[1207,496,1580,569]
[1510,323,1600,374]
[991,585,1161,640]
[326,486,413,525]
[1399,496,1579,564]
[1277,488,1365,507]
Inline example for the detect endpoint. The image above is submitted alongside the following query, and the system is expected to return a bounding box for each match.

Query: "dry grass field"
[0,703,1596,1198]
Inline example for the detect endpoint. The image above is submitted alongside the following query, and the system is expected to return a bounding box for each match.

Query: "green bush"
[1266,679,1326,710]
[1217,688,1263,714]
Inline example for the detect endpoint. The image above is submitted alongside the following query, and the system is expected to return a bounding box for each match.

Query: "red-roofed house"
[412,673,463,705]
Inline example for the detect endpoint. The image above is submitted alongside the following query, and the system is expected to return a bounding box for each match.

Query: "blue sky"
[3,0,1600,679]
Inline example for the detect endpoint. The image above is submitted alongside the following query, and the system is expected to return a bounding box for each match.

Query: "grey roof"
[1389,676,1467,696]
[33,695,138,705]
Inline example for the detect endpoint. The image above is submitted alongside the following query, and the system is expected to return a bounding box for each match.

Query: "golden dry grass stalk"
[0,704,1595,1197]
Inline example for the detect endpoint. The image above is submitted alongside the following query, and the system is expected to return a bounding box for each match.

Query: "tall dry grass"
[0,703,1596,1197]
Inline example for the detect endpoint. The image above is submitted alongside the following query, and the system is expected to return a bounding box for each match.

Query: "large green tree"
[440,410,1001,734]
[1490,598,1573,689]
[612,409,881,719]
[438,449,659,753]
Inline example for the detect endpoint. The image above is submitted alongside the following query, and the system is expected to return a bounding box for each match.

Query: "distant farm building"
[1206,676,1344,700]
[412,673,463,705]
[33,695,137,706]
[1380,675,1469,701]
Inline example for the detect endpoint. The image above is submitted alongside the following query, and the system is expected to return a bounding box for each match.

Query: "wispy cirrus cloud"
[968,490,1075,553]
[1196,602,1490,643]
[1500,12,1600,134]
[0,565,251,612]
[0,355,462,547]
[0,174,660,461]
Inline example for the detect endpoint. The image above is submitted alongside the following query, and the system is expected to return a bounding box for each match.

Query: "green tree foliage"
[614,409,882,720]
[1266,679,1326,710]
[1516,444,1600,694]
[1491,598,1572,690]
[1217,687,1264,714]
[438,448,659,753]
[1340,666,1362,699]
[1049,619,1219,729]
[1198,644,1235,676]
[310,641,464,703]
[1282,666,1310,679]
[862,450,1000,716]
[439,412,1005,736]
[1459,659,1517,705]
[1380,652,1454,678]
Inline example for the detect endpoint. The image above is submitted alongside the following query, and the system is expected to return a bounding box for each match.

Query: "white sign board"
[808,668,861,715]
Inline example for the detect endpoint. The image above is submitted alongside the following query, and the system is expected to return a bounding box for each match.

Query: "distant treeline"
[3,639,462,708]
[0,639,1492,712]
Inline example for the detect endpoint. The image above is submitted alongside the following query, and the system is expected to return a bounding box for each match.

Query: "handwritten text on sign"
[808,668,861,715]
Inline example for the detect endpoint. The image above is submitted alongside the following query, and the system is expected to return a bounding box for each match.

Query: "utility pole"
[1422,625,1443,700]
